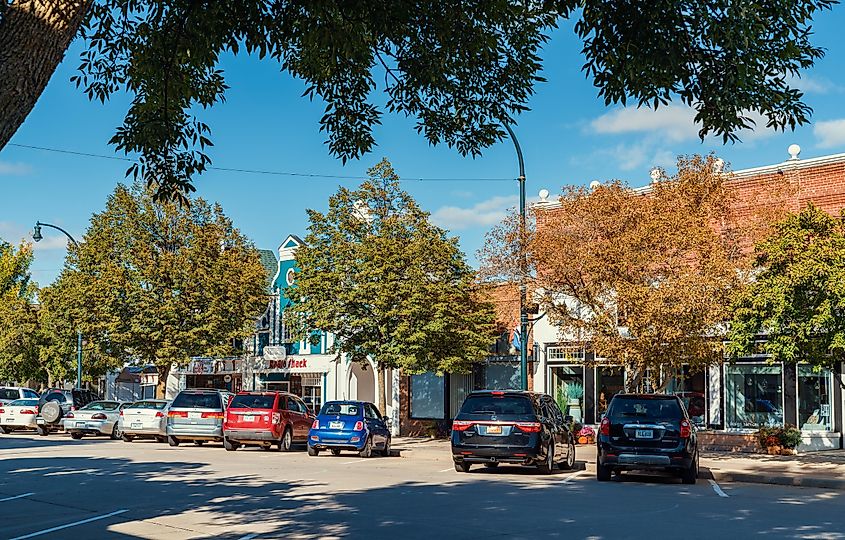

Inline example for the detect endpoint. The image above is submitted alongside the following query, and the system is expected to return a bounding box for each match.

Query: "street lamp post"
[33,222,84,389]
[503,124,529,391]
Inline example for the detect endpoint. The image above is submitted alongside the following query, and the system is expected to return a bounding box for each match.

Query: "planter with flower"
[576,425,595,445]
[566,382,584,423]
[757,425,802,455]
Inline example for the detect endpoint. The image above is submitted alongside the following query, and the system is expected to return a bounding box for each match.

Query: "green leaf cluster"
[287,158,496,377]
[0,240,42,382]
[43,183,269,389]
[727,204,845,370]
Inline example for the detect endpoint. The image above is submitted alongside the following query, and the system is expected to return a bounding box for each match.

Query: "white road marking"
[562,471,584,483]
[9,509,129,540]
[0,492,34,502]
[341,460,364,464]
[439,467,454,472]
[708,479,729,498]
[238,534,259,540]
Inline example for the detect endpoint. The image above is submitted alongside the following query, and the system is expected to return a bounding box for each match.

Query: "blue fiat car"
[308,400,391,458]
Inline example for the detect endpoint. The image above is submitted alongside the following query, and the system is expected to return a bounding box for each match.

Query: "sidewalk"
[392,437,845,489]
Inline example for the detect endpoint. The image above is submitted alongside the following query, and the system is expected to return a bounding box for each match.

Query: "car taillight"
[201,412,224,419]
[168,411,188,418]
[311,419,319,429]
[515,422,541,433]
[353,421,364,431]
[451,420,473,431]
[66,412,75,419]
[0,408,4,414]
[600,417,610,436]
[119,410,124,416]
[491,391,504,396]
[91,413,107,420]
[155,411,163,418]
[20,409,37,415]
[679,419,692,438]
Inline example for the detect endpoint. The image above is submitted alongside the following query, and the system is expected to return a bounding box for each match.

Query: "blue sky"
[2,15,845,286]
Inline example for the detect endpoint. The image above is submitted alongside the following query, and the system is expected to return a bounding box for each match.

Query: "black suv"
[451,390,576,474]
[596,393,699,484]
[36,388,100,436]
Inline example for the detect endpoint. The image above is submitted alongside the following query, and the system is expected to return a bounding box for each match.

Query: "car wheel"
[681,453,699,485]
[122,433,135,442]
[597,463,612,482]
[223,437,239,451]
[380,436,391,457]
[331,448,342,456]
[37,425,49,437]
[454,461,471,473]
[483,462,499,469]
[307,445,319,456]
[70,432,83,440]
[111,425,122,440]
[537,442,554,475]
[358,436,374,458]
[0,426,8,434]
[280,428,293,452]
[168,436,180,447]
[560,438,576,470]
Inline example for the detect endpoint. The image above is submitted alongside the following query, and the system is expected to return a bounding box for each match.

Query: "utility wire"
[6,143,514,183]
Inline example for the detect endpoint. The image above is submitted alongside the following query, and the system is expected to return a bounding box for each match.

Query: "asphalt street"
[1,433,843,539]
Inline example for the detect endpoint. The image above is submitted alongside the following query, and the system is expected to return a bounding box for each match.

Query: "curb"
[700,467,845,491]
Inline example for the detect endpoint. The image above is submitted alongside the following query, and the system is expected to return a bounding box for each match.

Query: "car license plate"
[243,415,255,422]
[36,417,45,424]
[76,421,86,428]
[329,421,343,430]
[486,425,502,435]
[635,429,653,439]
[5,418,13,424]
[188,412,202,419]
[131,422,143,429]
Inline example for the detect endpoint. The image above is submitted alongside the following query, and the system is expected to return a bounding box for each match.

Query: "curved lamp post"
[33,222,84,389]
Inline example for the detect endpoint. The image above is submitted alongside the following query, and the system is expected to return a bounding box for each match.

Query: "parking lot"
[1,432,844,539]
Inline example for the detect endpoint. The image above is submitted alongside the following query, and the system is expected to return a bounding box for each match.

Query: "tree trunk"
[377,364,387,416]
[156,364,170,399]
[0,0,92,149]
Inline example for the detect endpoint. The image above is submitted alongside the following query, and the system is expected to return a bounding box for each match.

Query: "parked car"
[223,391,314,452]
[0,387,40,406]
[0,398,40,433]
[596,393,699,484]
[450,390,576,474]
[166,388,234,447]
[35,388,100,436]
[119,399,170,442]
[308,400,391,458]
[63,400,127,439]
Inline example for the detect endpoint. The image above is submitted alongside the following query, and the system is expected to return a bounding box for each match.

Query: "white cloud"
[787,73,843,95]
[814,119,845,149]
[0,161,33,175]
[431,195,519,230]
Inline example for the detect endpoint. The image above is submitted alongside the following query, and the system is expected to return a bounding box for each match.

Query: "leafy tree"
[727,204,845,375]
[483,155,740,392]
[287,158,495,411]
[46,183,268,395]
[0,1,836,201]
[0,240,42,383]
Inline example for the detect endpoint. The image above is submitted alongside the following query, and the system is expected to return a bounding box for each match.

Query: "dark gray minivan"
[166,388,233,446]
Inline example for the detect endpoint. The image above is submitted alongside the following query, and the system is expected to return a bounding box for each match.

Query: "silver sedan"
[63,401,126,439]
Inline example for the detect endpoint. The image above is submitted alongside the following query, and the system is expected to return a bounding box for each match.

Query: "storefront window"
[486,363,520,391]
[549,365,585,416]
[665,367,707,427]
[410,373,445,419]
[725,364,783,428]
[449,373,474,418]
[798,365,833,431]
[596,366,625,416]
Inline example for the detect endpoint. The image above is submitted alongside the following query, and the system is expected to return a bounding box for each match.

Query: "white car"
[63,400,126,439]
[0,398,40,433]
[0,387,40,406]
[119,400,170,442]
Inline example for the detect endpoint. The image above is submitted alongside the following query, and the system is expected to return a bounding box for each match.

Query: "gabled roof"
[257,249,278,292]
[278,234,305,251]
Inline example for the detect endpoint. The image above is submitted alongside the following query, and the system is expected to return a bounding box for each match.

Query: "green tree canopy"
[0,239,42,383]
[45,183,269,394]
[0,1,836,201]
[287,158,495,409]
[727,204,845,372]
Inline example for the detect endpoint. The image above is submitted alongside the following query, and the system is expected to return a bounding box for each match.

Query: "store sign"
[259,355,332,374]
[141,373,158,386]
[176,357,241,375]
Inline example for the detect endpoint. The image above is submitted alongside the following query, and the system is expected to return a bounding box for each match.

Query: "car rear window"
[130,401,168,410]
[10,399,38,406]
[320,402,361,416]
[0,389,20,400]
[43,391,67,403]
[230,394,275,409]
[459,395,534,415]
[607,397,682,420]
[82,401,120,411]
[172,392,222,409]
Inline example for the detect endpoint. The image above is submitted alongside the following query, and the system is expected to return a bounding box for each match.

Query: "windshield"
[10,399,38,407]
[230,394,275,409]
[607,397,682,420]
[128,401,168,410]
[81,401,120,411]
[172,392,222,409]
[0,389,20,400]
[320,402,361,416]
[459,395,533,416]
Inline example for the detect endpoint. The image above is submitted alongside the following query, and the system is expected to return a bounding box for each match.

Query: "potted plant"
[556,385,570,416]
[778,425,802,455]
[757,425,802,455]
[567,382,584,423]
[577,425,595,445]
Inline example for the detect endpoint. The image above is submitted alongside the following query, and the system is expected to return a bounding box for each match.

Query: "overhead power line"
[6,143,514,183]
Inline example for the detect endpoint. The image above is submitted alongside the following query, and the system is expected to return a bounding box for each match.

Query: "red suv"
[223,391,314,452]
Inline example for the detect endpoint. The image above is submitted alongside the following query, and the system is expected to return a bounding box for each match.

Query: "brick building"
[530,146,845,451]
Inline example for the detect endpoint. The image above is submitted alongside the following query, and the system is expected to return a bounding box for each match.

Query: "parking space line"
[708,479,729,497]
[439,467,454,472]
[9,509,129,540]
[238,534,259,540]
[341,460,363,464]
[0,492,34,502]
[562,471,584,483]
